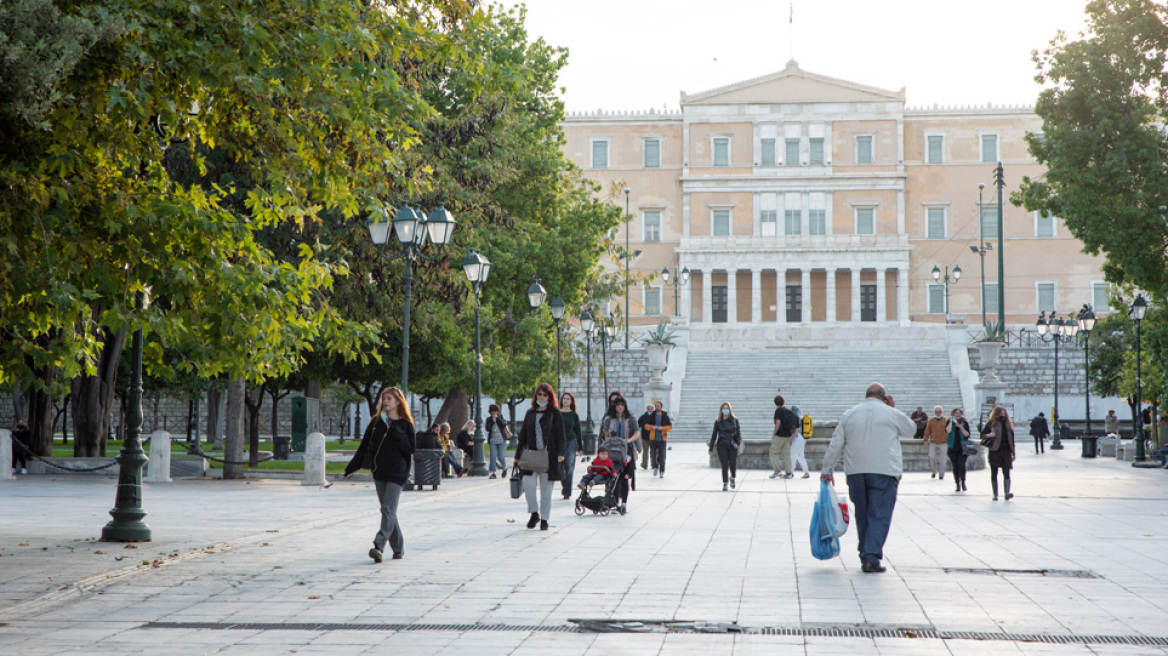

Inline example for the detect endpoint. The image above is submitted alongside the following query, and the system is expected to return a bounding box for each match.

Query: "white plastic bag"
[820,481,850,539]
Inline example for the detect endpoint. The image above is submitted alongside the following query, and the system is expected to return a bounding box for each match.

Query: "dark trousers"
[615,459,633,503]
[716,442,738,483]
[846,473,899,565]
[373,480,404,556]
[947,449,967,484]
[650,440,667,473]
[1034,436,1045,453]
[560,438,578,497]
[12,440,29,469]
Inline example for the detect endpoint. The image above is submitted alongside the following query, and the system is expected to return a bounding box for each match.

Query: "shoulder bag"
[517,448,549,473]
[509,463,523,499]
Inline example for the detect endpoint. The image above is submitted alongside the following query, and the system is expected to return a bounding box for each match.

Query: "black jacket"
[345,417,415,484]
[709,417,741,449]
[637,412,652,440]
[455,429,473,456]
[1029,416,1050,438]
[515,407,566,481]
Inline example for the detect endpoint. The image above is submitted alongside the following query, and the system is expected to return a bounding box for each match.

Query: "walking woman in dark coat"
[344,387,416,563]
[946,408,971,493]
[515,382,566,530]
[709,401,742,491]
[983,405,1016,501]
[601,395,639,514]
[559,392,582,499]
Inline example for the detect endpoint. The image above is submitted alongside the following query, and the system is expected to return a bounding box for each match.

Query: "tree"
[1015,0,1168,296]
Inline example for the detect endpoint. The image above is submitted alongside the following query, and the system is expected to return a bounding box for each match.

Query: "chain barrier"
[178,442,275,466]
[10,441,121,473]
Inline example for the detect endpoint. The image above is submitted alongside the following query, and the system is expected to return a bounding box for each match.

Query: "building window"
[590,138,609,169]
[785,138,800,166]
[855,207,875,235]
[712,209,731,236]
[983,282,998,315]
[926,207,946,239]
[643,210,661,242]
[713,137,730,166]
[784,192,801,235]
[1092,282,1111,313]
[761,209,777,235]
[809,192,827,235]
[855,135,873,164]
[644,286,661,315]
[1034,210,1055,237]
[1037,282,1056,313]
[926,135,944,164]
[928,284,946,314]
[809,137,825,165]
[980,133,999,163]
[980,206,999,239]
[643,138,660,168]
[760,138,776,166]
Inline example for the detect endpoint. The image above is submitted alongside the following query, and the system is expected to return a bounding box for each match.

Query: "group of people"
[916,404,1017,498]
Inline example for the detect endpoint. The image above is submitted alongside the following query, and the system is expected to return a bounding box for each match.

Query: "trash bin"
[273,436,291,460]
[413,449,443,490]
[1081,435,1098,458]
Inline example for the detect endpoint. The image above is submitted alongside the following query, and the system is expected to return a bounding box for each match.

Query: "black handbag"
[961,440,978,456]
[509,464,523,499]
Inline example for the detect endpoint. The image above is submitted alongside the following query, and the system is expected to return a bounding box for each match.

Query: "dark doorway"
[861,284,877,322]
[785,285,802,323]
[712,286,728,323]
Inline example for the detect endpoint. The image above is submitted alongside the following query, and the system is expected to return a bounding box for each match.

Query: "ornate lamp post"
[550,297,566,392]
[1130,294,1148,462]
[624,187,631,349]
[599,314,612,402]
[931,264,962,315]
[1077,304,1097,441]
[580,311,596,454]
[102,291,152,542]
[970,182,993,331]
[368,202,456,398]
[661,266,690,317]
[461,250,491,477]
[993,163,1006,331]
[1036,311,1077,450]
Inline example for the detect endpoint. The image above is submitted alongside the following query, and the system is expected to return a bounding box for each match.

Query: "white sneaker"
[19,468,26,475]
[769,472,781,479]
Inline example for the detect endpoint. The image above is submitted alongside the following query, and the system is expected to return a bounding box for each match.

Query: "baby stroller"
[574,473,621,516]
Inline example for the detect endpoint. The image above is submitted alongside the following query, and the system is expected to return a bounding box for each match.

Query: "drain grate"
[941,567,1100,579]
[142,621,1168,645]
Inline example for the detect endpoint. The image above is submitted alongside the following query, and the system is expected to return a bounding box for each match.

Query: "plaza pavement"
[1,442,1168,655]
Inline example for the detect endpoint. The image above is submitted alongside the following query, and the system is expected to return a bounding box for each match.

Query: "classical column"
[851,268,862,322]
[801,268,811,323]
[876,268,887,323]
[682,265,694,321]
[897,267,910,325]
[825,267,837,323]
[702,269,712,324]
[727,269,738,324]
[751,268,762,323]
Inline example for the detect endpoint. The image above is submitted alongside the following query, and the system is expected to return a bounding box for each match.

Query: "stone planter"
[976,341,1004,382]
[646,343,669,383]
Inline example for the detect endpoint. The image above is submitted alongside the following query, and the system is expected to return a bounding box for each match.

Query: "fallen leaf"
[262,542,269,547]
[18,543,29,547]
[94,551,105,555]
[506,519,515,524]
[115,556,125,561]
[308,596,320,600]
[124,545,138,550]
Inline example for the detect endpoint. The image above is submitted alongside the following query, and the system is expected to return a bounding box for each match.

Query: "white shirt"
[820,398,916,478]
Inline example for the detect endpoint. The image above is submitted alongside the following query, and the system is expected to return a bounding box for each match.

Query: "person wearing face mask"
[709,402,741,491]
[344,387,416,563]
[515,382,566,530]
[601,395,638,514]
[923,406,949,480]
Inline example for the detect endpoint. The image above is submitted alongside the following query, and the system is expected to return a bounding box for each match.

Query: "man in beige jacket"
[923,406,949,480]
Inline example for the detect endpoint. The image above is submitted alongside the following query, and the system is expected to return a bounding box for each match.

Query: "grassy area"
[48,438,357,458]
[206,460,348,473]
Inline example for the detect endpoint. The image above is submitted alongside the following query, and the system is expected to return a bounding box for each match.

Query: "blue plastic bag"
[810,480,841,560]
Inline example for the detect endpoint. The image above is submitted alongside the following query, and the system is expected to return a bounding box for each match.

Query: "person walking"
[1029,412,1050,454]
[644,401,672,478]
[790,405,811,478]
[559,392,582,499]
[11,420,30,475]
[770,395,798,479]
[515,383,566,530]
[946,408,971,492]
[820,383,915,574]
[1104,409,1119,437]
[637,404,653,469]
[485,404,511,479]
[600,395,638,513]
[344,387,416,563]
[923,406,949,480]
[709,402,742,491]
[911,406,928,439]
[983,405,1016,501]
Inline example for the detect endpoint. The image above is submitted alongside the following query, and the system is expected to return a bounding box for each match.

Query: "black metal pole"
[1051,335,1064,449]
[994,162,1005,330]
[1084,331,1092,438]
[555,318,562,394]
[402,248,414,397]
[470,286,487,476]
[625,189,631,349]
[600,329,608,403]
[583,330,595,453]
[102,292,152,542]
[1136,319,1145,461]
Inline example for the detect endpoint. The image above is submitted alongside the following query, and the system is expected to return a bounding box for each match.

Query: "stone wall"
[560,347,652,423]
[967,345,1087,397]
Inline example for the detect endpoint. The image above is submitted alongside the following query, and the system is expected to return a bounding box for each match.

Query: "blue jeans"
[1155,448,1168,466]
[846,473,899,565]
[488,441,506,474]
[442,452,462,474]
[561,438,578,496]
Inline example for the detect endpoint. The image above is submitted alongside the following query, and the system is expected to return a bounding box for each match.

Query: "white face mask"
[380,411,389,423]
[721,409,730,416]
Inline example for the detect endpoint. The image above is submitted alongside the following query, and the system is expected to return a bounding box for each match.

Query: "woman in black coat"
[983,405,1016,501]
[344,387,416,563]
[514,382,566,531]
[708,401,742,491]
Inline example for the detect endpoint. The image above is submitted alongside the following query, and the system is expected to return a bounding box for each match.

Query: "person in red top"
[577,447,615,490]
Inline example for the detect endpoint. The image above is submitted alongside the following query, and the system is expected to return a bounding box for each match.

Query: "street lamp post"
[102,291,152,542]
[1130,294,1148,462]
[368,203,456,398]
[1036,311,1077,450]
[993,163,1006,331]
[550,297,566,392]
[661,266,691,317]
[599,315,611,403]
[970,182,994,330]
[624,188,631,349]
[580,311,596,454]
[462,250,492,477]
[1077,304,1097,441]
[931,265,962,315]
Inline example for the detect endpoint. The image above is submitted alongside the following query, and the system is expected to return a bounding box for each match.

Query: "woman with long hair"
[484,404,511,479]
[947,408,971,493]
[559,392,582,499]
[601,394,638,514]
[344,387,416,563]
[983,405,1016,501]
[515,382,566,530]
[437,422,466,478]
[708,401,742,491]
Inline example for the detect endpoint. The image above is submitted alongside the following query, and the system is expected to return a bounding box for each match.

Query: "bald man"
[820,383,915,574]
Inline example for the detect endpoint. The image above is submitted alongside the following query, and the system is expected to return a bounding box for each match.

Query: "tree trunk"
[305,379,322,399]
[206,388,222,449]
[11,381,25,424]
[52,393,70,446]
[224,376,246,479]
[70,327,126,457]
[27,370,56,457]
[434,387,470,435]
[244,386,263,468]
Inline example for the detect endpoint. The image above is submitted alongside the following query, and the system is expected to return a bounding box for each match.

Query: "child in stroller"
[574,447,620,516]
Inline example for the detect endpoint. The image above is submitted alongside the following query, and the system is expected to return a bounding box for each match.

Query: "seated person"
[577,447,615,490]
[438,422,466,478]
[416,425,441,450]
[455,420,475,467]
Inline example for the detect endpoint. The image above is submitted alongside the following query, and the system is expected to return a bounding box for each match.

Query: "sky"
[496,0,1095,112]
